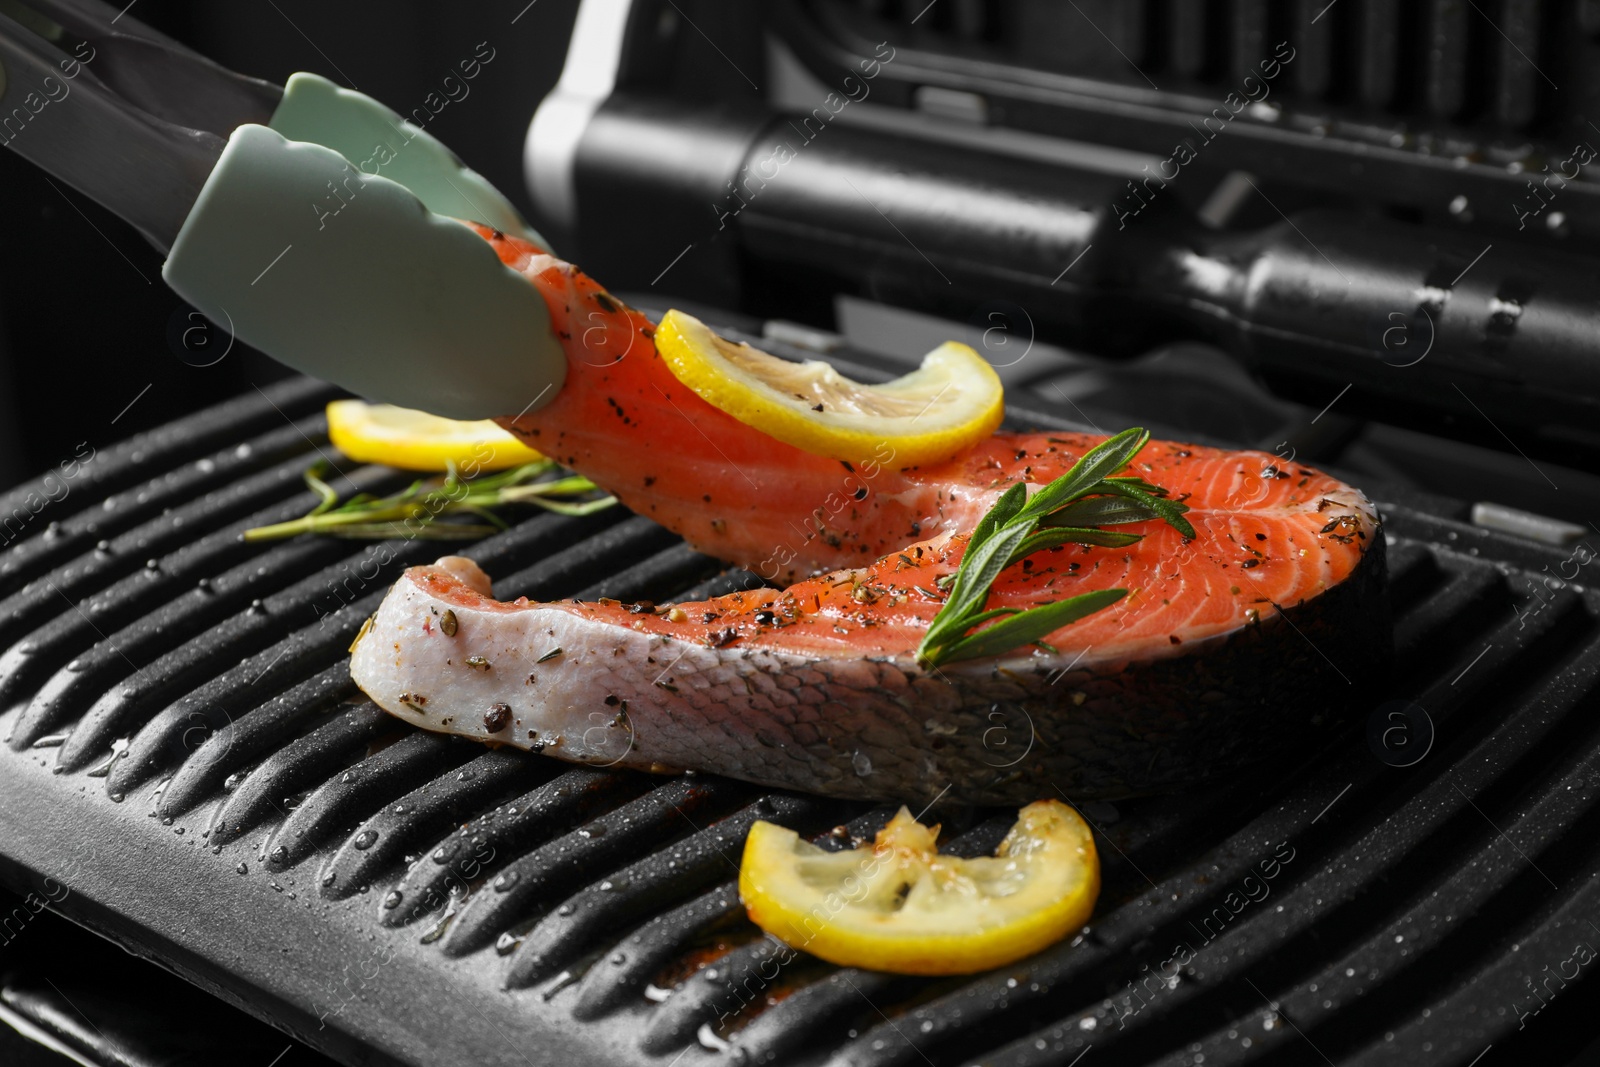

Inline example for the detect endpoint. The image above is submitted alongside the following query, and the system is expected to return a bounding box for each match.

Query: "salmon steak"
[348,226,1390,804]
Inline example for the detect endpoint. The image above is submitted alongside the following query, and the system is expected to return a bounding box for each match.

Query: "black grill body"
[1,350,1598,1066]
[6,2,1600,1062]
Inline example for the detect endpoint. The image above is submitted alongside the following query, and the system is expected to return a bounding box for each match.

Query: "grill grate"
[0,374,1595,1066]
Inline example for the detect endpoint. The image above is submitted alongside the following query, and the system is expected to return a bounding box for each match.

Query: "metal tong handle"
[1,0,280,133]
[0,6,222,249]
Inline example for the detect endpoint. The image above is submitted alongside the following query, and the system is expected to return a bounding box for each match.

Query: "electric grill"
[5,1,1600,1065]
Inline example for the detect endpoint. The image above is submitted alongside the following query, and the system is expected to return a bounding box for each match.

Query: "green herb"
[242,460,617,542]
[915,427,1193,669]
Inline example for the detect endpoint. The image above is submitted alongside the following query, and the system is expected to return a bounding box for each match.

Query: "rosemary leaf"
[934,589,1128,665]
[1006,526,1142,565]
[1040,494,1161,527]
[499,476,607,501]
[916,427,1190,670]
[966,480,1028,555]
[1094,479,1196,540]
[321,522,504,540]
[305,463,341,516]
[1016,427,1150,522]
[1102,475,1171,497]
[514,495,620,517]
[243,460,617,542]
[920,521,1036,652]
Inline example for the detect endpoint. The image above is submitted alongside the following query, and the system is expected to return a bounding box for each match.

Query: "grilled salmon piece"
[350,433,1388,804]
[476,226,1035,583]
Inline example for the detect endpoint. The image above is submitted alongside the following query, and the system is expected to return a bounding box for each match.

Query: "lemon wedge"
[655,309,1003,468]
[326,400,544,472]
[739,799,1098,975]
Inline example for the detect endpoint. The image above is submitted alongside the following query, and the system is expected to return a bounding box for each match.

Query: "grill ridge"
[0,378,334,600]
[502,792,840,989]
[320,747,553,903]
[0,426,329,657]
[0,463,405,714]
[384,767,644,930]
[160,663,358,818]
[208,701,396,842]
[441,777,756,960]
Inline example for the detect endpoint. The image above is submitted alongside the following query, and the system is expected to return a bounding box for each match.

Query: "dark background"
[0,0,582,491]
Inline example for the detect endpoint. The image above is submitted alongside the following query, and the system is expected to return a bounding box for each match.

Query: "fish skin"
[350,431,1390,804]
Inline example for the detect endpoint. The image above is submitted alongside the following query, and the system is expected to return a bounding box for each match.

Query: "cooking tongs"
[0,0,565,418]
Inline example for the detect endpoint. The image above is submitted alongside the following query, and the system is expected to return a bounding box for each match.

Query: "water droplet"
[268,845,289,866]
[1079,1017,1097,1031]
[852,751,872,776]
[696,1023,731,1053]
[556,903,575,916]
[494,870,521,892]
[382,890,404,910]
[174,826,185,835]
[353,830,378,850]
[236,862,248,875]
[610,951,627,966]
[322,871,337,887]
[223,772,244,791]
[269,881,284,892]
[540,970,578,1002]
[495,932,522,955]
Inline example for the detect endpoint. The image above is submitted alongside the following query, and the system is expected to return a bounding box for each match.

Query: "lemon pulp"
[655,309,1003,469]
[739,799,1099,975]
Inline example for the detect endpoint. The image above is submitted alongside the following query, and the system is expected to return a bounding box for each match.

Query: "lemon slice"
[326,400,544,472]
[655,309,1003,468]
[739,799,1098,975]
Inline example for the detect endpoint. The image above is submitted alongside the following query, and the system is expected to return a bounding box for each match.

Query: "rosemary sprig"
[242,460,617,542]
[915,427,1193,669]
